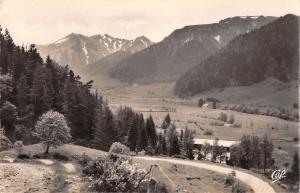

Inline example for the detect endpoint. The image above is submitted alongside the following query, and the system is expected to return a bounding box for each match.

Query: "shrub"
[108,142,130,155]
[14,140,24,155]
[82,157,146,192]
[73,153,92,167]
[232,181,246,193]
[209,122,224,126]
[232,123,242,128]
[53,152,69,161]
[227,115,235,124]
[224,171,236,187]
[172,154,187,159]
[203,128,213,135]
[17,153,30,159]
[293,103,298,109]
[219,112,228,122]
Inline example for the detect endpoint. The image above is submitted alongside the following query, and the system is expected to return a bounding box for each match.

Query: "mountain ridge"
[109,16,277,83]
[174,14,299,97]
[37,33,153,75]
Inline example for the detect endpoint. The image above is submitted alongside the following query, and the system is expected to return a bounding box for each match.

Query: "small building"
[193,138,240,163]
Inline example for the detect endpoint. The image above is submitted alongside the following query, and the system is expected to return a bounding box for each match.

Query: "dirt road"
[136,156,276,193]
[0,159,84,193]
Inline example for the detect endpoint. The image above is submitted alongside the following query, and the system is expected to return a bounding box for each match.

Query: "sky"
[0,0,299,45]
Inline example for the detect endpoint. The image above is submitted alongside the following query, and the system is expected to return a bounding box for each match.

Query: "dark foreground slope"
[175,14,299,97]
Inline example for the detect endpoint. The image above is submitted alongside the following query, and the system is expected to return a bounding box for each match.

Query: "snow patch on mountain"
[55,37,69,44]
[214,35,221,43]
[82,44,89,64]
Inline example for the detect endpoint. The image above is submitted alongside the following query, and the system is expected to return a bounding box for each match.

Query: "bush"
[14,140,24,155]
[203,128,213,135]
[293,103,298,109]
[224,171,236,187]
[53,152,69,161]
[145,146,156,155]
[209,122,225,126]
[232,181,246,193]
[232,123,242,128]
[219,112,228,122]
[172,154,187,159]
[108,142,130,155]
[227,115,235,124]
[17,153,30,159]
[73,153,92,167]
[82,157,146,192]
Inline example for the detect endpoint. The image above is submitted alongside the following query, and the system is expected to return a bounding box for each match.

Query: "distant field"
[88,74,299,169]
[107,93,298,168]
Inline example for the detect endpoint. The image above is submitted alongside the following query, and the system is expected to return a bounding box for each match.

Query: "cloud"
[0,0,299,44]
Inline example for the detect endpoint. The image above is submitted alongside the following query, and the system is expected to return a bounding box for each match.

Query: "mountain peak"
[37,32,152,72]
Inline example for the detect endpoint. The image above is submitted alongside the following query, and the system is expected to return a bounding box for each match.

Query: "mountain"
[174,14,299,97]
[37,33,152,74]
[109,16,276,83]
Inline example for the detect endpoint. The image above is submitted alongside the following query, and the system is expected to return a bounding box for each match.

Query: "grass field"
[90,72,299,169]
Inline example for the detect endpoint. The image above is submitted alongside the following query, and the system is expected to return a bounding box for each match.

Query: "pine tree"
[161,113,171,129]
[127,114,138,151]
[183,128,194,159]
[166,123,180,156]
[146,115,157,148]
[260,134,273,173]
[136,113,148,151]
[15,74,29,116]
[289,152,299,183]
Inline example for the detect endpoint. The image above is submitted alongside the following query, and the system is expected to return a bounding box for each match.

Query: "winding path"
[136,156,276,193]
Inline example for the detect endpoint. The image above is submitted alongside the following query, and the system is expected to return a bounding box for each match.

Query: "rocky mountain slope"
[174,14,299,97]
[37,33,152,74]
[110,16,276,83]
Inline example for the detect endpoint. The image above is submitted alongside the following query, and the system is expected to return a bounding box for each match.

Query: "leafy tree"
[202,142,211,160]
[229,144,245,167]
[34,110,71,153]
[211,138,226,163]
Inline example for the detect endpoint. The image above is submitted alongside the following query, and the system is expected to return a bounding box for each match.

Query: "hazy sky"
[0,0,299,45]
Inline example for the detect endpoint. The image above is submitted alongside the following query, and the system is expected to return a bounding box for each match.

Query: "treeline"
[0,27,121,151]
[112,109,194,159]
[0,27,193,155]
[175,14,299,97]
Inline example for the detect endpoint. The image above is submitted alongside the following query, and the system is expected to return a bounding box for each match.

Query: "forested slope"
[175,14,299,97]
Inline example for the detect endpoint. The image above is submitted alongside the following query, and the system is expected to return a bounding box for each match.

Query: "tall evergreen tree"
[136,113,148,151]
[127,114,138,151]
[161,113,171,129]
[146,115,157,148]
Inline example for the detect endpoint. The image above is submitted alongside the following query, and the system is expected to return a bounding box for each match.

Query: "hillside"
[175,14,299,96]
[110,16,276,83]
[37,33,152,75]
